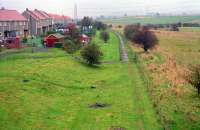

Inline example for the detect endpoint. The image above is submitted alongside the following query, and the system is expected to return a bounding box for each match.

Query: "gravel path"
[115,32,129,62]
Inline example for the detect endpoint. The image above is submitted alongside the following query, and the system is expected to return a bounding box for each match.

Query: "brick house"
[22,8,52,36]
[48,13,72,29]
[0,7,28,41]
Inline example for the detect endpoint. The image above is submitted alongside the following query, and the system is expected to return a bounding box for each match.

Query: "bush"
[133,26,158,52]
[54,42,63,48]
[108,24,113,28]
[124,24,140,40]
[63,40,76,54]
[100,31,110,43]
[81,44,103,65]
[22,37,28,43]
[170,24,179,31]
[94,21,107,30]
[188,65,200,96]
[118,25,122,28]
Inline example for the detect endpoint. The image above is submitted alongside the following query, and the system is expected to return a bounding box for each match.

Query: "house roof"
[32,10,46,20]
[25,9,50,20]
[0,9,27,21]
[48,33,64,39]
[35,9,51,19]
[49,13,71,20]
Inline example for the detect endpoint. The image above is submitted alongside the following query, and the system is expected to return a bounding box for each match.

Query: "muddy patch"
[90,86,96,89]
[23,79,29,83]
[89,103,110,109]
[108,126,126,130]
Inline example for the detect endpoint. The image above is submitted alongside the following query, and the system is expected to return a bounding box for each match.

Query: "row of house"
[0,7,72,41]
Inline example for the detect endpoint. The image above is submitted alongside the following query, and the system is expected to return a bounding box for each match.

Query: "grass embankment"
[129,30,200,130]
[0,31,161,130]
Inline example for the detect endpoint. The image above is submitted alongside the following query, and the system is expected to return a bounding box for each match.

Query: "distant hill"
[101,16,200,25]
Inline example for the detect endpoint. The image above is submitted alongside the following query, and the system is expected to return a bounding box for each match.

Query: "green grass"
[102,16,200,25]
[0,32,161,130]
[179,27,200,32]
[92,31,120,62]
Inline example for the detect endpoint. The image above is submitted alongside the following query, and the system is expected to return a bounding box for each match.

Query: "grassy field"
[0,32,161,130]
[179,27,200,32]
[128,30,200,130]
[102,16,200,25]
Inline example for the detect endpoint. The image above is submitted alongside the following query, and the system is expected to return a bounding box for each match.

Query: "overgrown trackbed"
[115,31,161,130]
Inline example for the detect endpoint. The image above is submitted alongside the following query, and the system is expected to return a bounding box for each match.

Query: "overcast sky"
[1,0,200,18]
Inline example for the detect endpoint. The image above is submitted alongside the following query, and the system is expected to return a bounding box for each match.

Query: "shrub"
[133,26,158,52]
[118,25,122,28]
[94,21,107,30]
[124,24,140,40]
[170,24,179,31]
[63,40,76,54]
[108,24,113,28]
[81,44,103,65]
[100,31,110,43]
[22,37,28,43]
[188,65,200,96]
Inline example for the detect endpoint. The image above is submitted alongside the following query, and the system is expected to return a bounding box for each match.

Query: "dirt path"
[114,32,129,62]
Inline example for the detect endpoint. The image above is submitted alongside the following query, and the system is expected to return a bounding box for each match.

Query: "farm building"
[23,8,52,36]
[0,7,28,41]
[44,34,65,47]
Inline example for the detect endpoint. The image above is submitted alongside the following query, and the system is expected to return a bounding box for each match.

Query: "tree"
[124,24,140,40]
[133,26,158,52]
[81,16,93,27]
[94,21,107,30]
[170,24,179,31]
[81,44,103,65]
[100,31,110,43]
[81,17,96,37]
[188,65,200,96]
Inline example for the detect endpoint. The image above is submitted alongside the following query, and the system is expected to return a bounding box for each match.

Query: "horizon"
[1,0,200,18]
